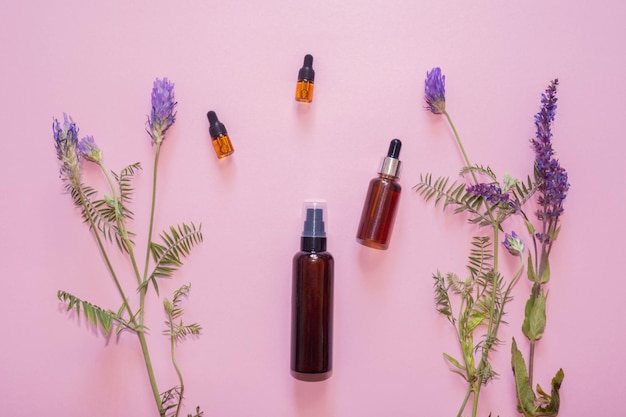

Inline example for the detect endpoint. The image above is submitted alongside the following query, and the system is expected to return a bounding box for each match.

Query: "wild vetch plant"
[416,69,567,417]
[54,78,203,417]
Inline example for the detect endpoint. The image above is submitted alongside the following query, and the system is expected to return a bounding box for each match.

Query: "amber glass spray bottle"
[207,110,234,159]
[295,54,315,103]
[291,201,334,381]
[356,139,402,250]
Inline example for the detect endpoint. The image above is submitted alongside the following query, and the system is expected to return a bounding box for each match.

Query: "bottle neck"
[301,236,327,252]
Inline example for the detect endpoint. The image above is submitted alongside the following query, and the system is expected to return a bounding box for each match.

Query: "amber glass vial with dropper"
[207,111,234,159]
[295,54,315,103]
[291,201,334,381]
[356,139,402,250]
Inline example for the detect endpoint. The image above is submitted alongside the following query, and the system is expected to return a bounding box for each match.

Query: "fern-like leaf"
[510,174,537,207]
[459,164,497,182]
[148,222,203,288]
[113,162,141,209]
[57,290,133,335]
[163,284,202,344]
[433,271,455,324]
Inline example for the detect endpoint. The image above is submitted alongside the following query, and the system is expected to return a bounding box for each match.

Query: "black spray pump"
[291,201,334,381]
[301,206,326,251]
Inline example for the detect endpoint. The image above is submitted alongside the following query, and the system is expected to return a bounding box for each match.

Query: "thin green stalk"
[444,110,478,184]
[77,186,134,321]
[471,225,501,417]
[98,162,143,286]
[142,143,162,299]
[137,142,164,415]
[457,387,474,417]
[97,161,164,414]
[138,330,165,416]
[443,110,505,417]
[170,329,185,417]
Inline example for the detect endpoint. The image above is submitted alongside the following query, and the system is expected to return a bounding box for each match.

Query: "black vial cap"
[387,138,402,159]
[207,111,227,139]
[298,54,315,82]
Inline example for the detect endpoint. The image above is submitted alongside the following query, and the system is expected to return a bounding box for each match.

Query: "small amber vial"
[295,54,315,103]
[207,111,234,159]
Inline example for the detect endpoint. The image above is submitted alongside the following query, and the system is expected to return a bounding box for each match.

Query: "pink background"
[1,1,625,416]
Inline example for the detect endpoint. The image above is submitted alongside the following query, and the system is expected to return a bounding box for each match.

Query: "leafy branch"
[143,223,203,295]
[57,290,135,335]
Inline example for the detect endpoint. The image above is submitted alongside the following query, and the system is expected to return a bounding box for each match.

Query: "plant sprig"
[53,78,203,417]
[418,68,565,417]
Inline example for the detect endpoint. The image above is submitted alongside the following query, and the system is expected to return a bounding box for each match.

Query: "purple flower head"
[466,183,510,205]
[424,67,446,114]
[78,135,102,163]
[147,77,177,145]
[531,80,569,226]
[503,231,524,256]
[53,114,82,187]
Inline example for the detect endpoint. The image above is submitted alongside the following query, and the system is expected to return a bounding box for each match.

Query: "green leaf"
[147,222,203,289]
[511,338,564,417]
[511,338,538,416]
[163,284,203,344]
[522,290,547,342]
[527,254,537,282]
[524,218,536,236]
[443,352,466,371]
[57,290,132,336]
[432,271,454,323]
[539,257,551,284]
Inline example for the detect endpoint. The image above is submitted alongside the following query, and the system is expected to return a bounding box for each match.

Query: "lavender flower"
[466,183,510,205]
[531,80,569,230]
[503,231,524,256]
[53,114,81,187]
[425,67,446,114]
[78,135,102,163]
[147,77,177,145]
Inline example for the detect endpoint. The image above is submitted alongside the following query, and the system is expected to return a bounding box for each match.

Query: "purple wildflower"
[78,135,102,163]
[425,67,446,114]
[147,77,177,145]
[53,114,82,187]
[531,80,569,231]
[466,183,510,205]
[503,231,524,256]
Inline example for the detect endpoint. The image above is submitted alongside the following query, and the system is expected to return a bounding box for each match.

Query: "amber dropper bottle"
[295,54,315,103]
[207,110,234,159]
[356,139,402,250]
[291,201,334,381]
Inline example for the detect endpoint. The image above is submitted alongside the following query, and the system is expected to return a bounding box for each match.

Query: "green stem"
[138,142,164,415]
[170,328,185,417]
[142,143,162,295]
[98,162,143,286]
[138,330,165,416]
[97,161,163,414]
[471,226,501,417]
[77,186,134,321]
[457,386,474,417]
[444,110,478,184]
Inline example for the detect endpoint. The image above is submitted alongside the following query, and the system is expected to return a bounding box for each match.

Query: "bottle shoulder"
[293,250,334,261]
[370,176,401,190]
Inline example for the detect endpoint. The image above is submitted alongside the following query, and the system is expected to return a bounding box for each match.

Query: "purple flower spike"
[53,114,82,187]
[425,67,446,114]
[531,80,569,229]
[466,183,510,205]
[503,231,524,256]
[147,77,177,145]
[78,135,102,163]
